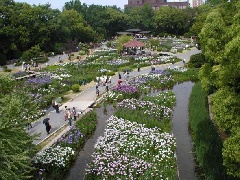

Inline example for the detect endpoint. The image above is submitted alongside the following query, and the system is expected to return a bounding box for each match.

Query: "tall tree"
[199,1,240,178]
[0,76,38,179]
[125,4,154,31]
[154,6,188,35]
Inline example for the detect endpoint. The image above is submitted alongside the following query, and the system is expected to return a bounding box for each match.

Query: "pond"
[67,81,197,180]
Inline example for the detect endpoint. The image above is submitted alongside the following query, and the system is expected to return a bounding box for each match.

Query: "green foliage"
[223,132,240,179]
[20,45,42,62]
[189,53,206,68]
[2,65,12,72]
[154,6,191,35]
[199,63,216,94]
[106,71,115,76]
[0,93,38,180]
[76,110,97,136]
[0,75,14,97]
[71,84,80,92]
[116,35,132,53]
[172,68,199,83]
[106,41,112,47]
[189,82,224,179]
[79,50,86,55]
[211,87,240,134]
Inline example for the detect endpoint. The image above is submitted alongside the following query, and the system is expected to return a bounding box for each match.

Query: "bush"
[157,47,162,52]
[71,84,80,92]
[34,57,48,63]
[106,71,115,76]
[79,51,86,55]
[189,53,206,68]
[2,65,12,72]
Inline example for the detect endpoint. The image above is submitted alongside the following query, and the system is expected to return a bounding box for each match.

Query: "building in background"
[124,0,189,10]
[192,0,203,7]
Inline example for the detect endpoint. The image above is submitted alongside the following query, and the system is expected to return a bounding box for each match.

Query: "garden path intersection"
[4,48,201,146]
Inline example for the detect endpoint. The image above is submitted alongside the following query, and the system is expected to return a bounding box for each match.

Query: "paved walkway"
[4,47,201,145]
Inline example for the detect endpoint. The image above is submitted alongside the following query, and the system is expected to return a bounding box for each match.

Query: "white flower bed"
[85,116,177,179]
[35,146,75,168]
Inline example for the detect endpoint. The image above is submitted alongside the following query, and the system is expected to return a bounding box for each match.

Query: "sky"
[14,0,187,11]
[15,0,129,10]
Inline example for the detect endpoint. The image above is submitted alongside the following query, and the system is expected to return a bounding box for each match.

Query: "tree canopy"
[198,1,240,178]
[0,0,201,65]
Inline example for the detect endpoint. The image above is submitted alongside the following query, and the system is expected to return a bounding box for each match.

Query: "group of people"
[44,103,78,134]
[22,60,38,71]
[95,76,112,96]
[64,106,77,127]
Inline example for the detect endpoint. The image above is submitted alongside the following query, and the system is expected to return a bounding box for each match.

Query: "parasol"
[118,79,122,84]
[43,118,50,124]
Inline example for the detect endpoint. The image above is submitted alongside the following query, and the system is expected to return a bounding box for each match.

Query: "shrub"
[71,84,80,92]
[157,47,162,52]
[106,41,112,47]
[2,65,11,72]
[106,71,115,76]
[189,53,206,68]
[79,51,86,55]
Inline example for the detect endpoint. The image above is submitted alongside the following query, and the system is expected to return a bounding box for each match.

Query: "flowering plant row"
[35,146,75,176]
[34,111,97,179]
[112,84,140,99]
[117,98,172,120]
[85,116,177,179]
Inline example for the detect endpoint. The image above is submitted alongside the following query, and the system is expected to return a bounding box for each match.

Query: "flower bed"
[85,116,177,180]
[34,111,97,179]
[35,146,75,178]
[115,91,176,132]
[112,84,139,99]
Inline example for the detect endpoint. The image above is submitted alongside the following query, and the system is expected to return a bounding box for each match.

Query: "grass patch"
[189,81,224,179]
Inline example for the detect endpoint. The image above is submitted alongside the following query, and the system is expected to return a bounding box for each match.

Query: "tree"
[115,34,132,53]
[0,76,39,179]
[154,6,188,35]
[198,1,240,178]
[125,4,154,31]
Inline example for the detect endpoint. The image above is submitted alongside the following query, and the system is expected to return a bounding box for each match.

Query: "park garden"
[1,38,234,180]
[32,60,199,179]
[1,0,240,179]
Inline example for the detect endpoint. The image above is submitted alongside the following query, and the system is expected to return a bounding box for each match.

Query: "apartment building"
[192,0,203,7]
[124,0,189,10]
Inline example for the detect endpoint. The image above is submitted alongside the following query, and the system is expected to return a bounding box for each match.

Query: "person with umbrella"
[117,79,122,86]
[43,118,51,134]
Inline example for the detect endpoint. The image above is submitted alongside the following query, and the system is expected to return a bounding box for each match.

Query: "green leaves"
[223,133,240,178]
[198,2,240,177]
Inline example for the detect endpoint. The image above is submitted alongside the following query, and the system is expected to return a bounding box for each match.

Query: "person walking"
[137,64,140,72]
[96,87,100,96]
[67,108,72,127]
[106,81,109,92]
[43,118,51,134]
[72,107,77,121]
[64,106,68,121]
[54,101,59,113]
[183,59,186,65]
